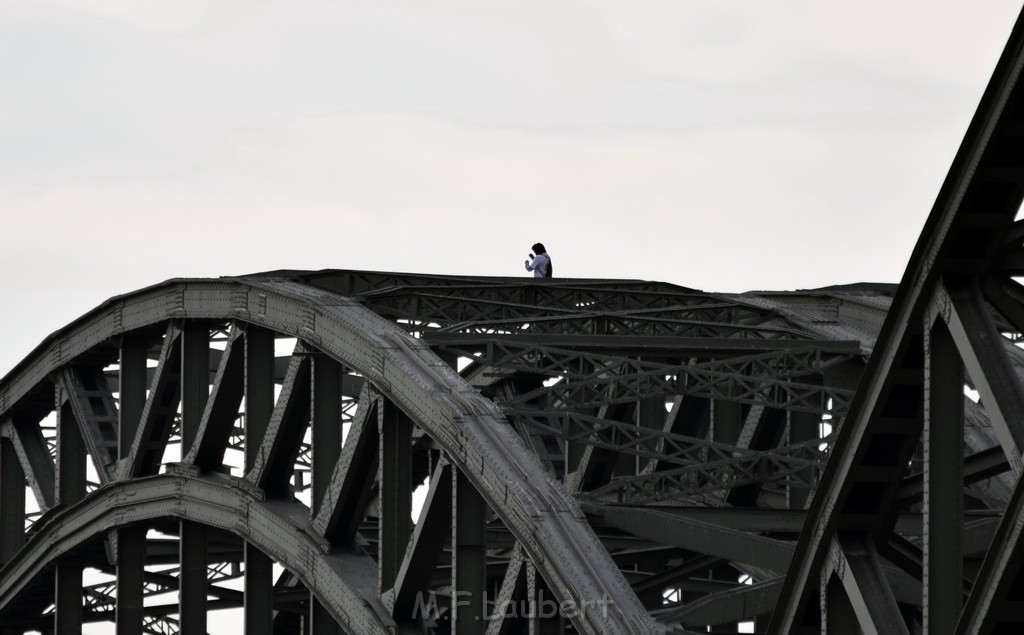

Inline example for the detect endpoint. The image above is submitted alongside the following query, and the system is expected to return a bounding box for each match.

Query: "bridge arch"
[0,276,658,634]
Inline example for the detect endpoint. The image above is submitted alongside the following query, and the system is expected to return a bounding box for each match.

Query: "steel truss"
[771,7,1024,634]
[5,12,1024,635]
[0,267,888,635]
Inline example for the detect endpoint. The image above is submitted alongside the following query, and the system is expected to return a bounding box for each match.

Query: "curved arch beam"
[0,276,661,634]
[0,471,391,634]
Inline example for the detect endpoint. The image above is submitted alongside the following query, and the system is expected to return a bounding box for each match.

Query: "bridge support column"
[116,527,145,635]
[244,325,276,635]
[924,320,964,631]
[311,356,343,635]
[110,333,148,635]
[55,393,86,635]
[379,398,413,592]
[180,322,209,635]
[0,436,24,568]
[245,542,273,635]
[453,469,486,634]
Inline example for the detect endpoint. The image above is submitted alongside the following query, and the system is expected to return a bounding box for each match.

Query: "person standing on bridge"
[525,243,553,278]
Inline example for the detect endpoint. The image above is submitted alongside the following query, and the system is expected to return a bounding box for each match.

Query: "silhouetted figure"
[525,242,553,278]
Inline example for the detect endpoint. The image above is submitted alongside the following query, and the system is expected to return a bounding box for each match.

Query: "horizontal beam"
[426,333,862,356]
[588,504,967,537]
[599,506,794,573]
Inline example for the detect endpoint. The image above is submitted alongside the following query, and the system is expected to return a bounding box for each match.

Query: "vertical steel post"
[453,469,486,634]
[119,334,148,460]
[379,398,412,593]
[0,436,24,568]
[116,527,146,635]
[244,542,273,635]
[310,355,342,634]
[245,326,275,634]
[0,430,26,635]
[180,321,209,635]
[54,562,82,635]
[113,342,148,635]
[179,521,208,635]
[245,325,275,471]
[924,320,964,631]
[56,400,86,507]
[55,392,85,635]
[181,321,209,452]
[312,356,342,516]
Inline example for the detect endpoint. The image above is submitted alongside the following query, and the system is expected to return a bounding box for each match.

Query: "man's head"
[532,242,546,254]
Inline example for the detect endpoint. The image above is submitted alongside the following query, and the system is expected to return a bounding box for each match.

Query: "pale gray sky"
[2,1,1023,378]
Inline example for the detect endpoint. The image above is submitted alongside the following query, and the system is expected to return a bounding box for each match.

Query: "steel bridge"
[7,12,1024,635]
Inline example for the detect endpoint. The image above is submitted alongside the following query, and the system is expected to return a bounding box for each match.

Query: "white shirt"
[525,253,551,278]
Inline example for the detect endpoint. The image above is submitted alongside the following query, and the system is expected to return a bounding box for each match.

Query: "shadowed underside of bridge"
[7,11,1024,635]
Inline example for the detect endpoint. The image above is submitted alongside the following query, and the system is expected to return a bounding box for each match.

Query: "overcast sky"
[2,1,1023,378]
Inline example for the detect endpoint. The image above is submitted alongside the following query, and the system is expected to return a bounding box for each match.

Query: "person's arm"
[524,254,536,271]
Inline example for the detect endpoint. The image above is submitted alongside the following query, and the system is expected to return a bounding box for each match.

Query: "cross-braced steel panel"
[0,269,889,634]
[5,9,1024,635]
[772,6,1024,634]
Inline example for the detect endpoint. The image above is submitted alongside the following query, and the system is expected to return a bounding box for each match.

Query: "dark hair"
[531,242,546,254]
